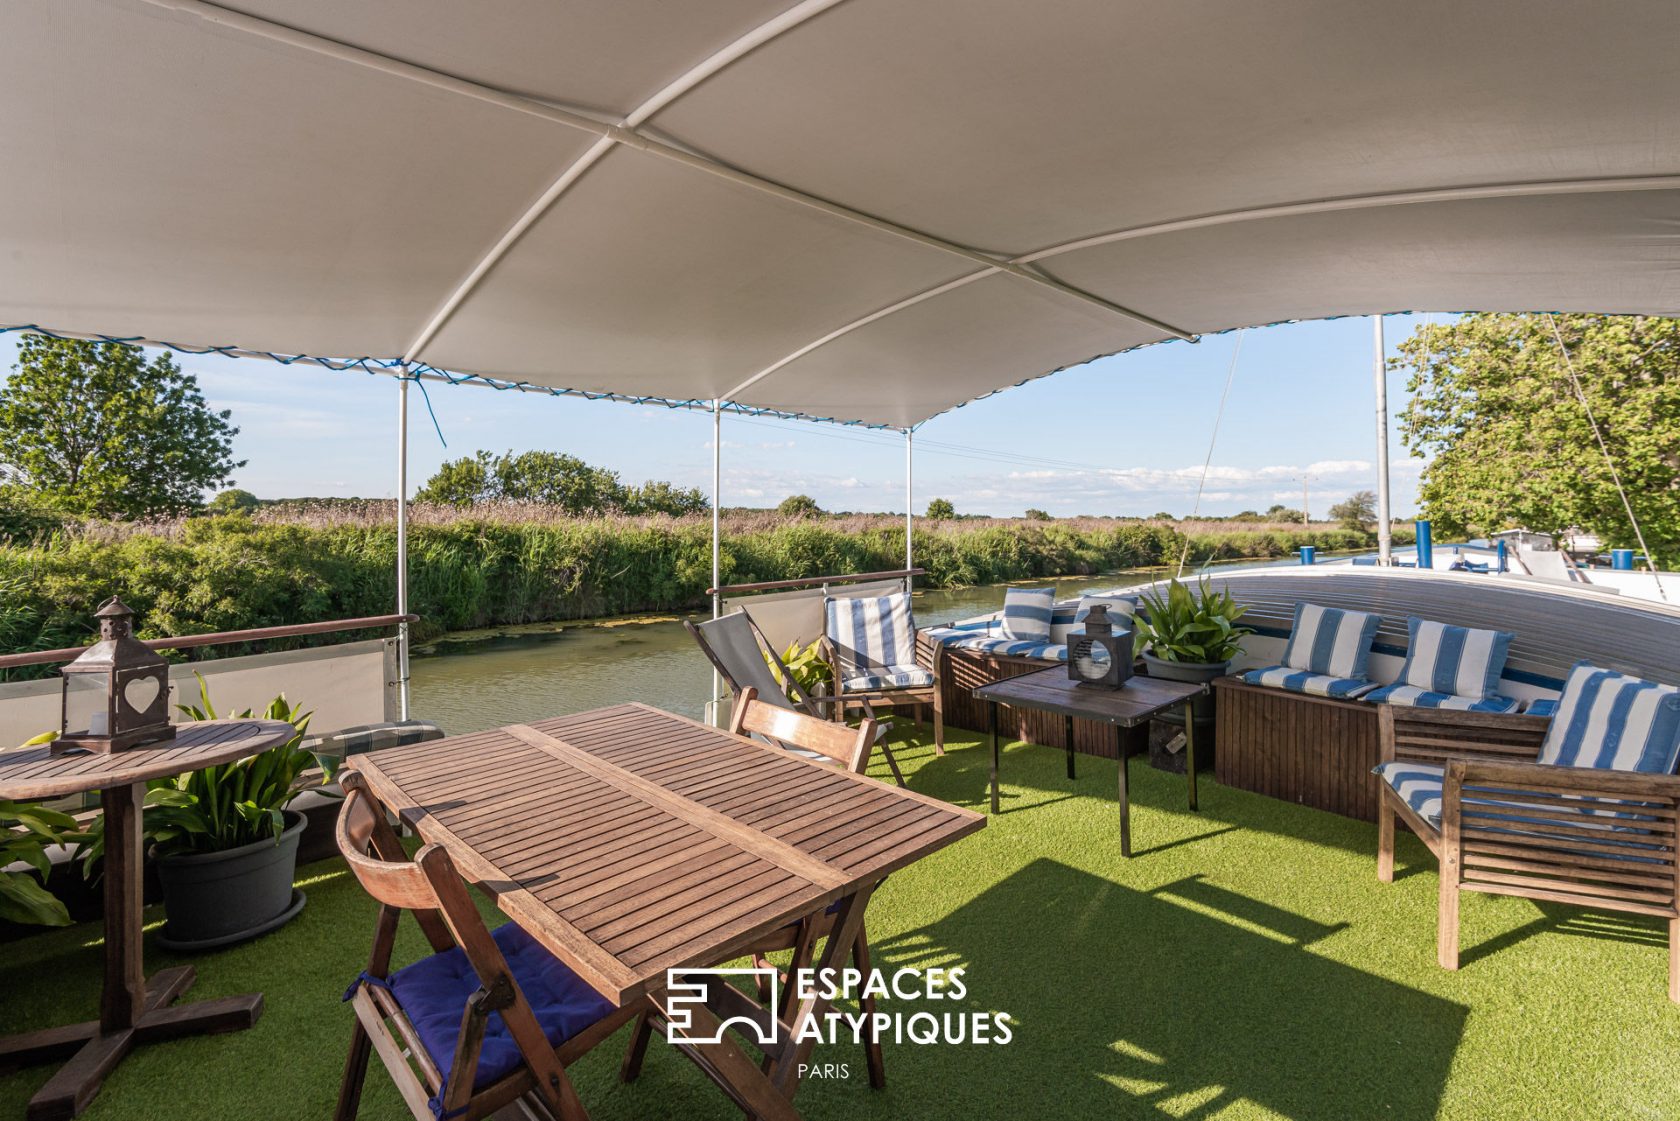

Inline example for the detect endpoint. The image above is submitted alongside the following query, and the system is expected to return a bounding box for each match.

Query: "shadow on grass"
[872,858,1466,1121]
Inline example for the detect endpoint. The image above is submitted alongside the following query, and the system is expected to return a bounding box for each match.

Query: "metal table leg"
[988,700,1000,814]
[1184,700,1198,812]
[1065,714,1076,781]
[1116,724,1131,857]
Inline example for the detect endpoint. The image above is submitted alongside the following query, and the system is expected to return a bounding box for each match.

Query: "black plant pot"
[155,809,307,951]
[1140,652,1229,774]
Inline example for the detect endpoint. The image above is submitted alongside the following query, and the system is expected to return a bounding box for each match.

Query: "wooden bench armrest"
[1447,757,1680,799]
[1378,704,1550,767]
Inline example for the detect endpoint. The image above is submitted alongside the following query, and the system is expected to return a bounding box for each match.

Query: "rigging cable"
[1543,313,1667,602]
[1176,329,1245,578]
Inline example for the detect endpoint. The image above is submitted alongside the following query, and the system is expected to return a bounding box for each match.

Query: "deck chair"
[621,688,888,1088]
[1375,663,1680,1001]
[334,771,642,1121]
[822,591,945,755]
[687,611,906,785]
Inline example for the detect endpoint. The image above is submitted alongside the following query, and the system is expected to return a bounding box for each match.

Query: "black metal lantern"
[57,597,174,754]
[1068,603,1134,689]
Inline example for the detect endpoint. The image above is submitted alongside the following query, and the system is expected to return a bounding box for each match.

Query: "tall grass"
[0,509,1401,664]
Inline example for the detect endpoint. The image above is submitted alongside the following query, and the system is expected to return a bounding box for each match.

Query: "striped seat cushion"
[1281,602,1380,680]
[1538,662,1680,773]
[1364,684,1521,714]
[841,665,936,693]
[1242,665,1379,700]
[1526,697,1559,718]
[1000,586,1056,642]
[825,592,918,681]
[1393,617,1514,702]
[935,632,1068,663]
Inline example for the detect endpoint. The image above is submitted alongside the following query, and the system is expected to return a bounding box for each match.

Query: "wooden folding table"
[348,702,983,1119]
[0,720,293,1120]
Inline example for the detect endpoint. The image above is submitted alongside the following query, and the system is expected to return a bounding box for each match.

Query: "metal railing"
[707,568,925,597]
[0,614,419,671]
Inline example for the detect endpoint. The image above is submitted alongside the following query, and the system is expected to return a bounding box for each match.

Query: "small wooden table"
[349,702,984,1119]
[0,719,294,1121]
[973,668,1206,855]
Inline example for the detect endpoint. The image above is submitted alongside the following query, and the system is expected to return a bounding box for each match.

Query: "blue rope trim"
[342,970,394,1003]
[0,324,904,430]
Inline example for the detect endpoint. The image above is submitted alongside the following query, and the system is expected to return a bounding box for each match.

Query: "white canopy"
[4,0,1679,427]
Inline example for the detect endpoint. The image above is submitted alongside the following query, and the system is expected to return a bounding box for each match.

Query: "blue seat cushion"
[841,665,935,692]
[1242,665,1378,700]
[1527,697,1559,718]
[939,633,1068,662]
[383,922,615,1101]
[1365,683,1521,713]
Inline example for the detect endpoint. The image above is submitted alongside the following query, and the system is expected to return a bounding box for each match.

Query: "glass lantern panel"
[64,672,110,737]
[1073,641,1113,679]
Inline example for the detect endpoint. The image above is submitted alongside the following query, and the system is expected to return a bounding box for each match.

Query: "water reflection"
[411,573,1156,734]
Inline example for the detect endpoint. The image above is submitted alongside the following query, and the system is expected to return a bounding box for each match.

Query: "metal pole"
[710,400,722,721]
[395,374,411,721]
[904,428,914,594]
[1373,316,1393,564]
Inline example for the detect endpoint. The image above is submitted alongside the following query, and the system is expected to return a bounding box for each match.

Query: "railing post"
[710,399,723,724]
[904,428,914,596]
[1373,315,1393,565]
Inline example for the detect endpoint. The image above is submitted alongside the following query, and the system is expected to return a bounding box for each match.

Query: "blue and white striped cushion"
[1374,760,1666,848]
[825,593,917,680]
[1394,617,1513,701]
[939,633,1068,662]
[1538,663,1680,773]
[1000,586,1055,642]
[1374,761,1448,824]
[1242,665,1380,700]
[1074,594,1139,628]
[1364,684,1521,713]
[842,665,936,693]
[1281,603,1380,680]
[1527,697,1559,718]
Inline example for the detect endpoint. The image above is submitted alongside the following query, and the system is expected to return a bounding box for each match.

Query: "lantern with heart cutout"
[57,597,174,754]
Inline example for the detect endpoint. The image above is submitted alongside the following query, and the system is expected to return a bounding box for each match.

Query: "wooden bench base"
[1213,677,1381,821]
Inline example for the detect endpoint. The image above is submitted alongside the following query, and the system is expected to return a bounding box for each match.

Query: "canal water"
[410,573,1157,734]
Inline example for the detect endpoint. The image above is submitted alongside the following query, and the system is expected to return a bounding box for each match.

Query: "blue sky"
[0,315,1438,518]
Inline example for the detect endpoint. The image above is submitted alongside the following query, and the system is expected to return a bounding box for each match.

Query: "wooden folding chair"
[334,771,643,1121]
[621,689,890,1089]
[821,591,945,756]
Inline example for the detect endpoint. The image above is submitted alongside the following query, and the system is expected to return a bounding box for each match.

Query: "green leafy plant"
[1,734,77,925]
[1132,576,1253,665]
[77,675,317,871]
[769,638,833,698]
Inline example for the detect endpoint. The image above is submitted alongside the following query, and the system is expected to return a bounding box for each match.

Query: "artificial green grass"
[4,730,1679,1121]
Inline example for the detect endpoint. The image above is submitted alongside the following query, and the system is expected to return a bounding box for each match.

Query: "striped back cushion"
[1538,662,1680,773]
[1000,586,1056,642]
[825,593,917,678]
[1281,602,1380,680]
[1075,594,1139,629]
[1397,617,1514,701]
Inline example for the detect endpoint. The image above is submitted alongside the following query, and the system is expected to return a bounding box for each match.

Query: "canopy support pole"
[1373,317,1393,565]
[395,373,412,720]
[710,399,723,722]
[904,429,914,594]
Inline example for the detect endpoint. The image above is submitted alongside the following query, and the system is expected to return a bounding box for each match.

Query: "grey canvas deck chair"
[687,610,905,785]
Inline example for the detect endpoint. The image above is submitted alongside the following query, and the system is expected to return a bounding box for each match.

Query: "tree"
[207,488,261,514]
[1264,503,1304,523]
[621,480,709,516]
[0,337,242,519]
[925,498,956,520]
[777,494,822,518]
[1023,507,1052,521]
[1329,490,1377,532]
[416,450,626,514]
[1398,314,1680,556]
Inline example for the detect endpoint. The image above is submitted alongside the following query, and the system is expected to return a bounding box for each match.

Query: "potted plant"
[1132,576,1253,771]
[78,676,318,949]
[1,789,77,929]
